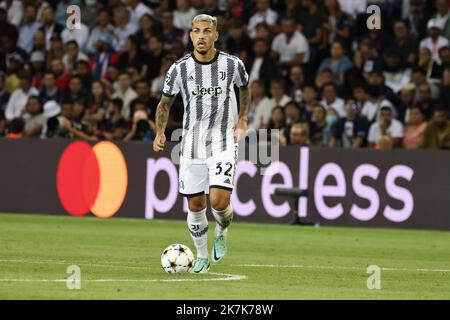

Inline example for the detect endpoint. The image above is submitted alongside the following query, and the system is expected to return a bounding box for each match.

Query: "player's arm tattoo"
[238,86,251,122]
[155,95,175,134]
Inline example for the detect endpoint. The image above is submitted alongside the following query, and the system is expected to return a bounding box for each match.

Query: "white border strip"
[233,264,450,273]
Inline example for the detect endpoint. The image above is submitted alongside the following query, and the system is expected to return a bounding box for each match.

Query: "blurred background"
[0,0,448,150]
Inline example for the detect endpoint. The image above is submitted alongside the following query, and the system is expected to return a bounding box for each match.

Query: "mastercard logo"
[56,141,128,218]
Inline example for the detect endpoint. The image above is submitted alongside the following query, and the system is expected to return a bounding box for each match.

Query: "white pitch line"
[0,259,247,282]
[0,259,147,270]
[0,273,247,283]
[233,264,450,273]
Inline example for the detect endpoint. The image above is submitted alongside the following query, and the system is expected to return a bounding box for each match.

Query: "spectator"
[22,96,45,137]
[287,65,305,104]
[112,71,138,119]
[98,98,127,140]
[39,71,62,104]
[118,35,146,80]
[247,38,278,90]
[391,19,419,66]
[113,6,138,52]
[0,0,23,27]
[173,0,198,31]
[366,69,402,111]
[75,60,93,90]
[30,51,46,89]
[85,80,107,126]
[403,106,428,149]
[86,8,115,54]
[323,0,352,51]
[433,0,450,40]
[422,107,450,149]
[382,48,412,93]
[405,0,428,39]
[286,122,310,146]
[282,101,303,144]
[151,55,175,99]
[438,66,450,108]
[39,6,64,51]
[309,103,328,147]
[417,83,438,119]
[318,41,353,84]
[161,11,184,50]
[46,34,65,68]
[418,47,442,84]
[299,0,324,53]
[90,33,120,81]
[62,75,87,106]
[0,71,9,135]
[6,117,24,138]
[266,106,286,142]
[5,72,39,121]
[330,102,370,148]
[300,85,318,123]
[247,0,278,39]
[62,41,88,75]
[123,109,155,142]
[32,31,46,55]
[130,80,158,121]
[135,14,161,53]
[145,35,167,83]
[254,22,272,43]
[399,83,417,123]
[61,14,90,52]
[17,4,42,54]
[420,19,449,62]
[82,0,104,29]
[224,20,252,61]
[353,39,378,76]
[361,85,394,123]
[50,58,70,93]
[271,17,310,71]
[127,0,153,31]
[320,82,346,117]
[368,106,404,148]
[248,80,270,130]
[250,78,291,129]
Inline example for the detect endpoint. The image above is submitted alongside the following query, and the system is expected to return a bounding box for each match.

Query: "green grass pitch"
[0,213,449,299]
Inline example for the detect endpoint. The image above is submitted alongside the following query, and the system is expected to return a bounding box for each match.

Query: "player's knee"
[188,197,206,212]
[210,197,230,212]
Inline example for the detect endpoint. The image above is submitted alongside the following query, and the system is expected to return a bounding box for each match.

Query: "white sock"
[212,204,233,237]
[187,208,209,259]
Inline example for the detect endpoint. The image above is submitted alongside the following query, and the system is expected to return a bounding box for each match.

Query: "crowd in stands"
[0,0,449,150]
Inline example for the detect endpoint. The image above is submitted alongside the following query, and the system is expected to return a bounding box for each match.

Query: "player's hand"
[234,118,247,144]
[153,132,166,152]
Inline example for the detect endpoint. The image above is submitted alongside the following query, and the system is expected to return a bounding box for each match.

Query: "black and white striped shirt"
[162,50,249,160]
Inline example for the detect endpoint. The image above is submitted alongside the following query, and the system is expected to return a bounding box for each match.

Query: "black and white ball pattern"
[161,244,194,274]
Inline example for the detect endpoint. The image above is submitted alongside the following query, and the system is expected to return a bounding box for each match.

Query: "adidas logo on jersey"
[192,85,223,97]
[224,178,231,184]
[188,74,194,81]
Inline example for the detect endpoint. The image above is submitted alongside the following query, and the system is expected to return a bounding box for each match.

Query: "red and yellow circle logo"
[56,141,128,218]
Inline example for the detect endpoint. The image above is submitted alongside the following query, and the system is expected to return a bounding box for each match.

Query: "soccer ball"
[161,244,194,274]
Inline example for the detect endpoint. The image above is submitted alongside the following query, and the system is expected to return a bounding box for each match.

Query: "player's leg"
[207,144,237,263]
[179,157,210,273]
[209,187,234,263]
[186,194,210,273]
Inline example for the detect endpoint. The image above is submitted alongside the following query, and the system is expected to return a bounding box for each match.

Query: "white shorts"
[179,144,238,196]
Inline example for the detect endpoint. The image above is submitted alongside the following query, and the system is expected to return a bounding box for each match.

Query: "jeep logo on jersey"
[192,85,223,97]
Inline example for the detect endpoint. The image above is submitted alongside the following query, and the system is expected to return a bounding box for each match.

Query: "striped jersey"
[162,50,249,160]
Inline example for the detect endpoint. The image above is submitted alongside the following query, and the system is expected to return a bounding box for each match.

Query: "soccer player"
[153,14,250,273]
